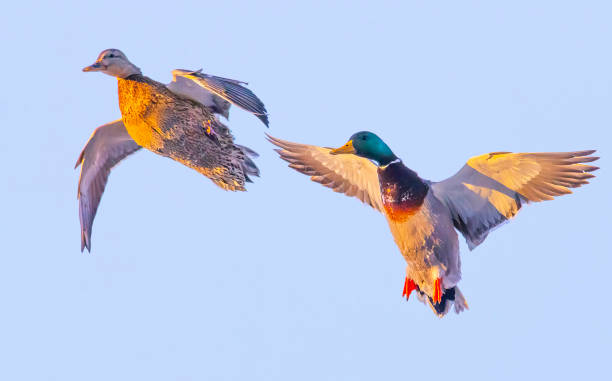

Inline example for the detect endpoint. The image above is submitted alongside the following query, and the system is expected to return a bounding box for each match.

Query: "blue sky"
[1,1,610,380]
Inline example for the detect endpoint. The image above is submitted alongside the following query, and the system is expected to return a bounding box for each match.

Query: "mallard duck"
[268,132,599,317]
[76,49,268,252]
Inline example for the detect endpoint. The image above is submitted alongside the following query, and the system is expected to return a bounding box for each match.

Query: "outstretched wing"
[268,135,383,212]
[172,69,268,127]
[431,150,599,249]
[75,120,141,252]
[167,72,231,119]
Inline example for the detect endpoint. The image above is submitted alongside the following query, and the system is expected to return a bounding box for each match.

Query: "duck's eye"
[107,54,114,58]
[361,136,367,141]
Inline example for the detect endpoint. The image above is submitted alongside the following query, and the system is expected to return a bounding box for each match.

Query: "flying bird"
[76,49,269,252]
[268,132,599,317]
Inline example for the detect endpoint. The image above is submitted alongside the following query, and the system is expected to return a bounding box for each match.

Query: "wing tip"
[80,230,91,253]
[266,133,285,147]
[257,113,270,127]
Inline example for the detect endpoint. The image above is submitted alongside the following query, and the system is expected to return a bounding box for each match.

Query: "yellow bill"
[330,140,356,155]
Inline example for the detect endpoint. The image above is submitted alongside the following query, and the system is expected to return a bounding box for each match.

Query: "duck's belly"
[385,193,461,291]
[122,115,167,153]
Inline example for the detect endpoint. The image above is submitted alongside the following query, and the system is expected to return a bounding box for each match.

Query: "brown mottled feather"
[118,74,251,191]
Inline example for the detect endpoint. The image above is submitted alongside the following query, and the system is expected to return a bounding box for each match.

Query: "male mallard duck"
[268,132,599,317]
[76,49,269,252]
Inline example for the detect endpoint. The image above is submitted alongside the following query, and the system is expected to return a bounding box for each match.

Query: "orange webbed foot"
[402,277,417,300]
[433,277,442,304]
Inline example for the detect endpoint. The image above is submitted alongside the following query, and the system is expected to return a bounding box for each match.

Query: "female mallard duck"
[76,49,269,252]
[268,132,599,317]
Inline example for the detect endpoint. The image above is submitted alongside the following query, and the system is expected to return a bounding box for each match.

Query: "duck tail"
[236,144,260,182]
[417,286,469,318]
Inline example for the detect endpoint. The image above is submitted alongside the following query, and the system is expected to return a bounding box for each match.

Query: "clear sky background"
[1,1,610,380]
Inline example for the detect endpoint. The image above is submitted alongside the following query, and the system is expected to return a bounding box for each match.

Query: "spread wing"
[431,150,599,249]
[267,135,383,212]
[166,72,231,119]
[75,120,141,252]
[171,69,268,127]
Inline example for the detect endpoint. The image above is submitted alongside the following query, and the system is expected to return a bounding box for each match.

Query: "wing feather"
[75,120,141,252]
[465,151,598,201]
[268,135,383,212]
[172,69,269,127]
[166,74,231,119]
[432,150,599,249]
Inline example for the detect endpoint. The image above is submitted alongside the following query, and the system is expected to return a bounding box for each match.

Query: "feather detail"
[432,150,599,249]
[267,134,384,212]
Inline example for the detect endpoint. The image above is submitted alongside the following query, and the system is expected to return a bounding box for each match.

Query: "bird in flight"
[269,132,599,317]
[76,49,269,252]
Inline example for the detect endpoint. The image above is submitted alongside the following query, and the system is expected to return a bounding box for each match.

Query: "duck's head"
[330,131,398,166]
[83,49,141,78]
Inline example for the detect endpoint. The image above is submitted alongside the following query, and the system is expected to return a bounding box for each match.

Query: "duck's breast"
[117,75,171,151]
[378,163,461,287]
[378,162,429,222]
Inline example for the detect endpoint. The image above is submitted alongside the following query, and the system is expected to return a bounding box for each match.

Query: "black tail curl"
[415,285,457,317]
[429,287,456,316]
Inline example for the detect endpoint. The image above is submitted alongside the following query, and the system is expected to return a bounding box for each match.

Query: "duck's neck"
[377,156,401,168]
[376,153,399,167]
[110,63,142,79]
[377,161,429,221]
[367,142,397,166]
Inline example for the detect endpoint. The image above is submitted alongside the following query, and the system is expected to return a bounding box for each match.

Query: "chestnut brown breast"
[378,162,429,222]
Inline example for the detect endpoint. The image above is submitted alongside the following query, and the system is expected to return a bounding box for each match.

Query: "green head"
[330,131,398,166]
